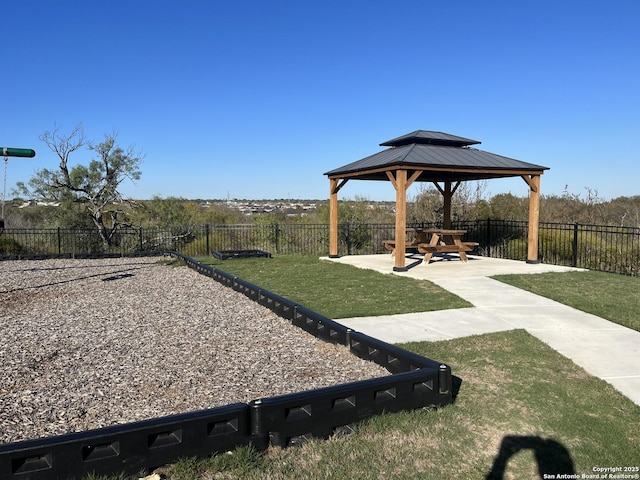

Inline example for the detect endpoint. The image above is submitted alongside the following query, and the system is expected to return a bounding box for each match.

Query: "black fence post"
[274,223,280,253]
[57,227,62,255]
[345,222,351,255]
[486,218,492,258]
[572,223,579,267]
[205,224,210,255]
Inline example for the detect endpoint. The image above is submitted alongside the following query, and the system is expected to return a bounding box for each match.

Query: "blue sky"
[2,0,639,202]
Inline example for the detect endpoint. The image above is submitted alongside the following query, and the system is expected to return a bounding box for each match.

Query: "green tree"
[540,186,596,223]
[313,196,393,253]
[407,186,442,224]
[407,180,489,224]
[313,196,394,225]
[15,124,143,246]
[135,196,196,228]
[132,196,246,227]
[451,180,489,221]
[489,192,529,220]
[603,196,640,227]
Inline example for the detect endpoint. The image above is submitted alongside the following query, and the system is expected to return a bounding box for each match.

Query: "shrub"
[0,236,24,254]
[539,230,574,265]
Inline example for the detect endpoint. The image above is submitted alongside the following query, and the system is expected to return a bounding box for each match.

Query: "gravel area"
[0,257,389,445]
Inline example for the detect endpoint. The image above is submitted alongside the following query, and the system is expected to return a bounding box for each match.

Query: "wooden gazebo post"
[522,174,541,263]
[434,181,461,230]
[389,170,407,270]
[387,169,421,270]
[329,178,347,257]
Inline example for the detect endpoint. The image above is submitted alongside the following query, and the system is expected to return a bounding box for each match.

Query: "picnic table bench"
[383,229,428,256]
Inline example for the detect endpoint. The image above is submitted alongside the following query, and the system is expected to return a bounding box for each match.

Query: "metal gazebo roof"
[324,130,548,182]
[325,130,549,270]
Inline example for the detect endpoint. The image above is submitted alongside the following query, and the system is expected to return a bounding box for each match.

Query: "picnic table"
[384,228,478,264]
[417,229,478,264]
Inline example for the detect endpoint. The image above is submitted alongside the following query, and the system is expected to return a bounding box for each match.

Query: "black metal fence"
[1,220,639,275]
[448,219,640,276]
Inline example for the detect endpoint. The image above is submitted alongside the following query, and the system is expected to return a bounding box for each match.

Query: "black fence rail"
[1,220,638,275]
[0,253,452,479]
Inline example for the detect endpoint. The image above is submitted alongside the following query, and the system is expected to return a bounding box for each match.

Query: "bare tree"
[15,124,143,246]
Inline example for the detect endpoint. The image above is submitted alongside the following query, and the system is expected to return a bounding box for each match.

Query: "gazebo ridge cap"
[380,130,481,148]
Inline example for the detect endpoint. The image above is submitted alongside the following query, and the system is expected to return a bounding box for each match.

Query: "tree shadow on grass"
[485,435,575,479]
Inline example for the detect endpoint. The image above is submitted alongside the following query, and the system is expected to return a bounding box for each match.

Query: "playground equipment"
[1,147,36,230]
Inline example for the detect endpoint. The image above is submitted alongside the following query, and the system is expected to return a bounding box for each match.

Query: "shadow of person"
[485,435,575,479]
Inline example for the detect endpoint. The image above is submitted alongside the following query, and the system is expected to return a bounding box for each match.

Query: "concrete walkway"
[323,254,640,406]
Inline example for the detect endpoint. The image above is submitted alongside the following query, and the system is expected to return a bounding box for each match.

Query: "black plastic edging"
[212,249,272,260]
[249,367,446,448]
[292,305,351,346]
[257,289,297,321]
[0,253,453,479]
[348,331,444,374]
[0,403,265,480]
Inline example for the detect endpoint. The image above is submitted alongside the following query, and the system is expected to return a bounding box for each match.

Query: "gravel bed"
[0,257,389,445]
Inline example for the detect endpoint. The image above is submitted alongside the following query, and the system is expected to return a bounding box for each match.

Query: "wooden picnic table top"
[414,228,467,236]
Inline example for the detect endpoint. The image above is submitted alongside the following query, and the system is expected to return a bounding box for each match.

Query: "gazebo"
[324,130,549,270]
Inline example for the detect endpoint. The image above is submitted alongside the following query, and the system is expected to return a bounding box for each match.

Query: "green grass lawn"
[193,255,471,318]
[493,270,640,332]
[93,256,640,479]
